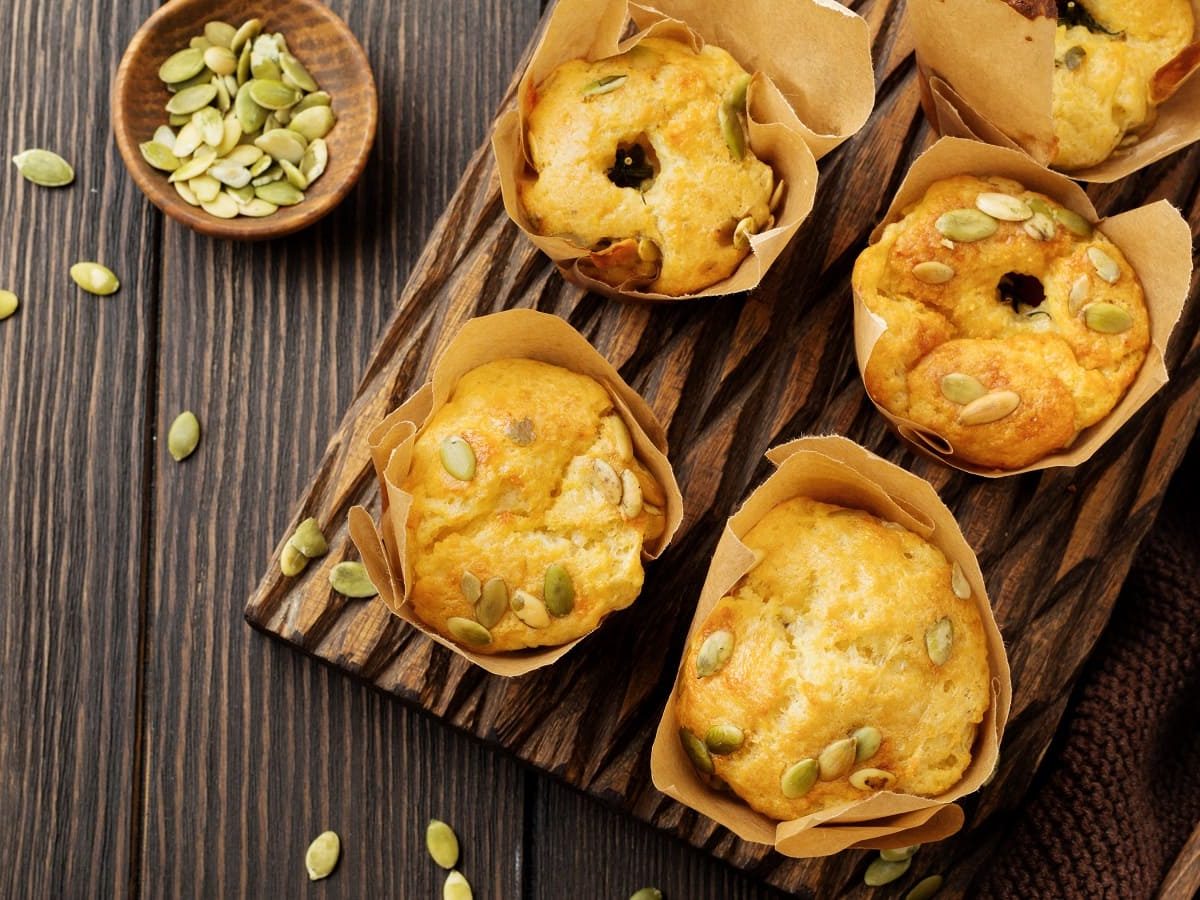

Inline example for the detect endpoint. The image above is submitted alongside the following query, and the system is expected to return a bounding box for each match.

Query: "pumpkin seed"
[172,122,203,157]
[630,890,662,900]
[443,871,473,900]
[619,468,643,519]
[1054,206,1093,237]
[1086,246,1120,283]
[447,616,491,646]
[510,590,551,628]
[279,52,319,92]
[222,144,262,167]
[732,216,756,251]
[301,138,329,183]
[906,875,944,900]
[235,87,268,133]
[170,154,214,183]
[460,571,482,603]
[425,819,459,869]
[696,630,734,677]
[770,178,786,212]
[280,542,309,576]
[231,19,263,53]
[251,54,282,82]
[818,737,857,781]
[279,159,308,190]
[193,106,225,147]
[477,577,508,628]
[881,845,920,862]
[940,372,987,406]
[214,75,231,112]
[295,90,333,114]
[329,561,378,598]
[637,237,660,261]
[852,726,882,762]
[849,767,896,791]
[958,390,1020,426]
[583,73,627,96]
[255,181,304,206]
[204,21,236,49]
[158,47,206,83]
[248,78,300,110]
[209,161,252,188]
[865,856,912,887]
[153,125,177,149]
[1023,212,1056,241]
[304,830,340,881]
[912,261,955,284]
[679,728,714,775]
[203,45,237,76]
[544,564,575,616]
[780,758,819,798]
[704,724,744,755]
[0,290,18,320]
[1063,44,1086,70]
[238,198,278,217]
[189,175,221,204]
[140,141,180,172]
[168,113,192,126]
[289,517,327,558]
[951,562,971,599]
[255,128,306,164]
[167,410,201,461]
[935,208,998,242]
[975,192,1032,221]
[237,41,252,84]
[1068,275,1091,315]
[165,83,218,115]
[12,149,74,187]
[289,105,336,141]
[169,70,213,92]
[506,416,535,446]
[720,75,750,160]
[439,435,476,480]
[227,184,255,205]
[188,36,211,51]
[1084,302,1133,334]
[925,616,953,665]
[252,165,283,187]
[601,414,633,462]
[174,180,201,206]
[70,262,119,296]
[249,155,274,177]
[592,458,622,503]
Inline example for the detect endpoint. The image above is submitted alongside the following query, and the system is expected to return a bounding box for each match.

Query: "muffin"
[674,496,991,822]
[852,174,1150,470]
[518,37,779,296]
[402,358,668,653]
[1040,0,1194,170]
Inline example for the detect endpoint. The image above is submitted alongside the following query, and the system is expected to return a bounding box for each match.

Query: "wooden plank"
[245,0,1200,895]
[138,1,540,896]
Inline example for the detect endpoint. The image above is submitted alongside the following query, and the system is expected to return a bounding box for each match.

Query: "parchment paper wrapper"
[650,435,1012,857]
[909,0,1200,182]
[348,309,684,677]
[852,137,1193,478]
[493,0,875,301]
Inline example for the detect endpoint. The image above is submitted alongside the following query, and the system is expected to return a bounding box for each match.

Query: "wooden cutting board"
[245,1,1200,894]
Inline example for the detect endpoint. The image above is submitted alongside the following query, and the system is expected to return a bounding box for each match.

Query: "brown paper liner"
[649,435,1012,858]
[908,0,1200,183]
[851,137,1193,478]
[348,309,684,677]
[492,0,875,301]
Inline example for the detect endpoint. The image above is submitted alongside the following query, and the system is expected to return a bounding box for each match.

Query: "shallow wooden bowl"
[113,0,377,240]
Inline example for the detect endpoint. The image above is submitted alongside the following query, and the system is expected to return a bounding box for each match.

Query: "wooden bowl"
[112,0,377,240]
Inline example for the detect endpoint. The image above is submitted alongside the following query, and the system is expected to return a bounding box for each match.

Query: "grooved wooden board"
[245,1,1200,894]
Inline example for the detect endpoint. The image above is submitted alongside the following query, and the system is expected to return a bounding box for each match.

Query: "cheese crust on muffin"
[519,37,778,296]
[852,174,1150,470]
[675,496,991,822]
[402,359,667,653]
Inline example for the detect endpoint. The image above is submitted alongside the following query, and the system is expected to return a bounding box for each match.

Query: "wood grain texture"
[244,0,1200,895]
[0,1,160,897]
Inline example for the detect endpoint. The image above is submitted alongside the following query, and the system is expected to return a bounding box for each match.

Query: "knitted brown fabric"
[977,444,1200,899]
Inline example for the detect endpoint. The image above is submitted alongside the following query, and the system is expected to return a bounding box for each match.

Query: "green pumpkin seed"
[425,819,459,869]
[235,87,268,132]
[852,726,882,762]
[975,192,1032,221]
[679,728,714,775]
[172,121,202,157]
[204,21,236,49]
[443,871,473,900]
[329,561,378,598]
[189,175,221,204]
[696,630,734,677]
[280,52,319,92]
[158,47,206,83]
[732,216,756,251]
[231,18,263,53]
[1083,302,1133,334]
[951,561,971,599]
[251,48,282,82]
[222,144,263,167]
[446,616,491,646]
[304,830,340,881]
[254,181,304,206]
[958,389,1020,426]
[249,154,274,177]
[203,45,237,76]
[543,564,575,616]
[279,159,308,190]
[193,106,224,147]
[629,890,662,900]
[704,724,744,755]
[906,875,944,900]
[209,161,251,188]
[1063,44,1086,70]
[174,180,201,206]
[1024,212,1056,240]
[255,128,306,164]
[289,517,327,558]
[510,589,551,628]
[912,261,955,284]
[248,78,300,110]
[1054,206,1093,237]
[439,435,476,480]
[168,113,192,126]
[301,138,328,183]
[169,154,215,184]
[0,290,18,320]
[619,468,643,519]
[819,737,857,781]
[720,75,750,160]
[188,36,211,51]
[201,190,239,217]
[280,542,309,576]
[583,73,627,96]
[935,208,998,242]
[12,149,74,187]
[167,410,201,461]
[881,845,920,862]
[252,165,283,187]
[237,41,253,84]
[590,458,622,504]
[153,125,177,149]
[227,184,255,205]
[460,571,481,603]
[213,77,231,113]
[1086,246,1120,283]
[1068,275,1091,315]
[168,70,214,93]
[477,577,508,628]
[865,856,912,887]
[849,767,896,791]
[780,758,819,798]
[140,141,180,172]
[940,372,987,406]
[165,83,218,115]
[70,262,119,296]
[925,616,953,665]
[289,106,336,141]
[295,90,333,114]
[238,198,278,217]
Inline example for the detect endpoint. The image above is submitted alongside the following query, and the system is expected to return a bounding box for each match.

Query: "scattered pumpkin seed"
[630,890,662,900]
[0,290,18,320]
[601,414,633,462]
[720,75,750,159]
[583,73,628,96]
[818,737,857,781]
[679,728,714,775]
[912,261,955,284]
[235,87,268,133]
[447,616,491,646]
[231,18,263,54]
[958,390,1020,426]
[167,410,201,461]
[70,262,120,296]
[544,564,575,616]
[951,562,971,600]
[174,180,201,206]
[852,726,882,762]
[935,208,998,242]
[940,372,987,406]
[460,571,482,604]
[1068,274,1091,315]
[1054,206,1093,237]
[172,121,203,157]
[301,138,329,183]
[1023,212,1056,241]
[696,630,734,677]
[770,178,786,212]
[227,184,255,205]
[295,90,333,114]
[1086,246,1120,283]
[201,192,240,219]
[289,517,327,558]
[279,159,308,190]
[254,128,306,164]
[510,589,551,628]
[425,820,460,869]
[279,52,320,92]
[238,198,278,217]
[166,83,218,115]
[439,435,476,481]
[204,20,236,48]
[881,845,920,862]
[329,561,378,598]
[906,875,944,900]
[170,154,215,184]
[592,458,623,504]
[849,767,896,791]
[925,616,953,666]
[781,758,819,798]
[443,871,473,900]
[865,856,912,887]
[289,106,336,141]
[304,830,340,881]
[477,577,509,629]
[248,78,301,110]
[159,47,207,83]
[203,45,237,76]
[140,141,180,172]
[1083,302,1133,334]
[12,149,74,187]
[194,106,224,146]
[975,192,1032,221]
[619,468,643,519]
[209,161,252,188]
[280,542,309,576]
[189,175,221,204]
[704,723,745,755]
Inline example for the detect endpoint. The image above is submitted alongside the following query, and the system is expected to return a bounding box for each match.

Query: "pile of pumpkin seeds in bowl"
[141,18,334,219]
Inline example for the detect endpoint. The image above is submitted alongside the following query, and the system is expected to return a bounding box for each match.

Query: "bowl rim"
[111,0,378,241]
